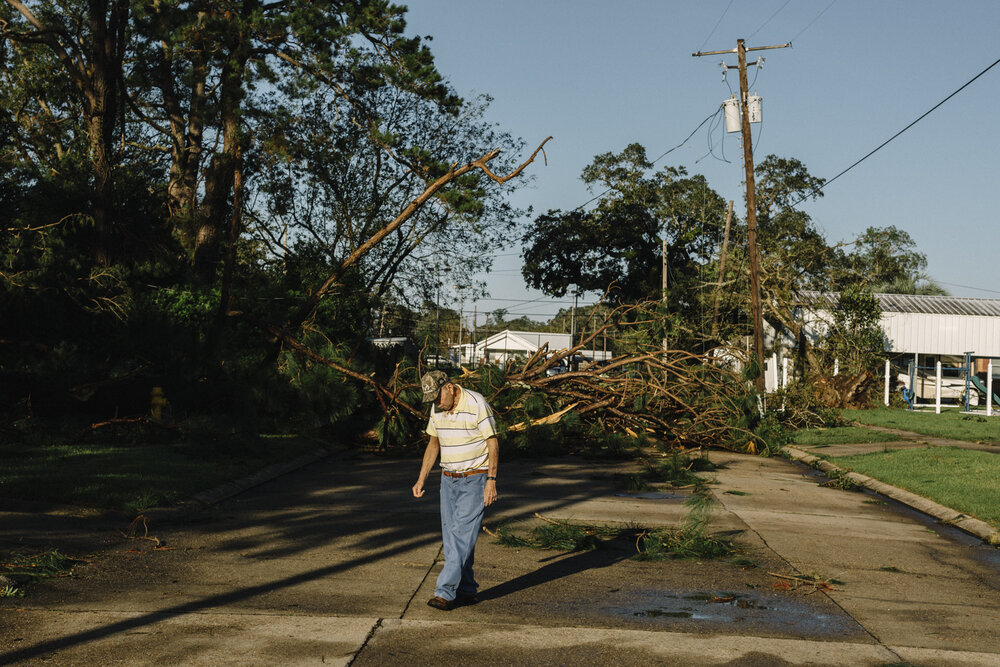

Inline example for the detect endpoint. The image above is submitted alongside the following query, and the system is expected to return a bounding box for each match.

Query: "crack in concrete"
[924,544,1000,594]
[346,617,382,667]
[399,544,442,619]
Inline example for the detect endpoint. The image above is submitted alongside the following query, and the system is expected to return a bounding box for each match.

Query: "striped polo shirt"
[426,386,497,473]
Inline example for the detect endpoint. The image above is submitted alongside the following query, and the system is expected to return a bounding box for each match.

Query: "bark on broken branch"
[278,137,552,340]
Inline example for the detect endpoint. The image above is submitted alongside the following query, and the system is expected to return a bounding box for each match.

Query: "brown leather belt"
[442,469,488,478]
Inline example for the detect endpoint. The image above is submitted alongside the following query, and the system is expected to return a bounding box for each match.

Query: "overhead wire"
[935,282,1000,296]
[748,0,792,40]
[698,0,735,54]
[477,295,575,306]
[569,108,722,213]
[784,55,1000,212]
[697,106,729,164]
[495,109,724,319]
[789,0,838,44]
[650,108,724,166]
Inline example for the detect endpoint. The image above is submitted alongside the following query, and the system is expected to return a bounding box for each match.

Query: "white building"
[794,291,1000,359]
[450,330,612,367]
[779,291,1000,401]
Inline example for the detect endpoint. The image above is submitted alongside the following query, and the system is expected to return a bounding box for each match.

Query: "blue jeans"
[435,472,487,601]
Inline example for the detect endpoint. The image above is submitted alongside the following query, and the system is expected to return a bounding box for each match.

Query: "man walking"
[412,370,499,610]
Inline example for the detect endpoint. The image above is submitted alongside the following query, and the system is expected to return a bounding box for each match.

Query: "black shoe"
[427,596,455,611]
[455,593,479,606]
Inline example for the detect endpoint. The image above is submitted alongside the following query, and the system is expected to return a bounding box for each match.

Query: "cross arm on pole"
[693,42,790,58]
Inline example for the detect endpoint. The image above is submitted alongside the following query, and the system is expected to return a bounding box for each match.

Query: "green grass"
[0,435,323,514]
[791,426,901,446]
[0,548,88,598]
[634,526,737,561]
[0,549,82,582]
[620,452,716,492]
[494,500,739,562]
[829,447,1000,528]
[494,520,631,552]
[845,408,1000,444]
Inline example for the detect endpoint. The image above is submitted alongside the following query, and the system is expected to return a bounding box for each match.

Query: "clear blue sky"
[403,1,1000,324]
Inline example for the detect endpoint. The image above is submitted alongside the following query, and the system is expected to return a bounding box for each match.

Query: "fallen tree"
[269,299,768,453]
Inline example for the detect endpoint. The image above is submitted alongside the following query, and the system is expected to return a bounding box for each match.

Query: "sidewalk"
[791,424,1000,459]
[2,450,999,665]
[785,425,1000,544]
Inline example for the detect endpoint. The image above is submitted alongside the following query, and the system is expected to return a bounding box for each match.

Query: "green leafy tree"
[823,285,885,374]
[1,0,130,265]
[1,1,541,434]
[251,90,524,308]
[832,226,946,295]
[522,143,726,316]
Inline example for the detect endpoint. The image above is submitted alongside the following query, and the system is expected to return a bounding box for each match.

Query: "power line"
[748,0,792,40]
[789,0,838,44]
[571,108,722,213]
[651,109,721,165]
[699,106,730,164]
[698,0,735,54]
[787,55,1000,210]
[936,282,1000,296]
[474,296,576,305]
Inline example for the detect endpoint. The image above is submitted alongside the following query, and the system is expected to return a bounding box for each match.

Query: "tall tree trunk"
[159,32,206,242]
[192,15,248,284]
[85,0,129,264]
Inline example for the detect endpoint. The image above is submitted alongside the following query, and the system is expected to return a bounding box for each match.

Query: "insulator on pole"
[748,93,762,123]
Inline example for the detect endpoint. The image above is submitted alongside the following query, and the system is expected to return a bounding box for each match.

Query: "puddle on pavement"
[606,590,858,638]
[628,592,766,621]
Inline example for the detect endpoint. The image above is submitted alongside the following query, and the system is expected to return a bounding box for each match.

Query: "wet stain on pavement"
[606,590,863,638]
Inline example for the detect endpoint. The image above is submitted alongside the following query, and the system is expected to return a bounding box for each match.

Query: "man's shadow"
[477,540,635,602]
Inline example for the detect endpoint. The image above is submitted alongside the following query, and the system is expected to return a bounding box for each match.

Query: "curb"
[782,445,1000,547]
[142,446,337,523]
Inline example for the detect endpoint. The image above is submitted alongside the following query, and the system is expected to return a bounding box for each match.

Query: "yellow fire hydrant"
[150,386,168,421]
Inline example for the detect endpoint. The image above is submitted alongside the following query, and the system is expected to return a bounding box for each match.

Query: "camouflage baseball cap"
[420,370,449,403]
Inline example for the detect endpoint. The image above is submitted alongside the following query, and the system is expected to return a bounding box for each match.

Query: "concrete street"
[2,447,999,666]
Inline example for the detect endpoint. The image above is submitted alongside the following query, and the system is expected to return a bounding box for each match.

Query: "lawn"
[790,426,901,447]
[844,407,1000,444]
[0,434,324,514]
[829,447,1000,529]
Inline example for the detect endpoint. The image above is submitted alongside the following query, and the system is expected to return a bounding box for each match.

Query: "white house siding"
[882,312,1000,357]
[507,332,572,352]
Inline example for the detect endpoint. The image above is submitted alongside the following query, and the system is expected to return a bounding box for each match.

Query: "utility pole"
[661,237,668,353]
[711,200,734,341]
[694,39,789,394]
[570,292,579,371]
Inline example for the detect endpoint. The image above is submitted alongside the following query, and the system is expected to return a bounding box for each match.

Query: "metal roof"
[796,291,1000,317]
